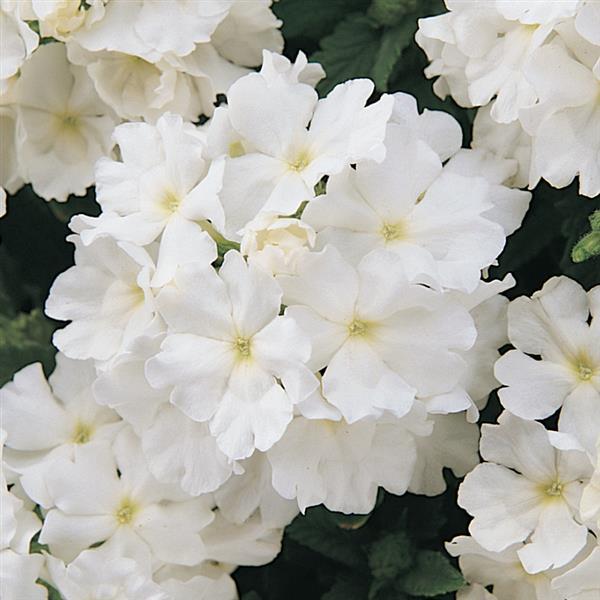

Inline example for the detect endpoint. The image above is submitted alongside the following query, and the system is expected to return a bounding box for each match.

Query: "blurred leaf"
[287,507,367,569]
[369,532,413,580]
[372,21,415,91]
[397,551,464,597]
[367,0,419,26]
[323,575,369,600]
[274,0,369,43]
[312,14,381,95]
[0,309,56,385]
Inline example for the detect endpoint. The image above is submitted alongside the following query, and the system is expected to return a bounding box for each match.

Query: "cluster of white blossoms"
[451,276,600,600]
[0,0,283,206]
[417,0,600,196]
[0,45,542,597]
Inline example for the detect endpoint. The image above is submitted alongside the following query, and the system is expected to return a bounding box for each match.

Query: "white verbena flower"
[146,251,317,460]
[495,276,600,459]
[14,42,117,202]
[1,354,121,507]
[278,246,476,423]
[458,412,593,574]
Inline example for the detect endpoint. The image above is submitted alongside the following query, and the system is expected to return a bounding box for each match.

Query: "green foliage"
[571,209,600,263]
[368,532,413,580]
[398,551,464,597]
[0,308,56,386]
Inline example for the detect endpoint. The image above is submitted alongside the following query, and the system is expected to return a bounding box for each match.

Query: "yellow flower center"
[161,190,181,213]
[348,319,369,337]
[578,363,594,381]
[545,481,564,497]
[380,221,405,242]
[228,141,245,158]
[62,114,79,128]
[115,499,138,525]
[72,422,93,444]
[234,337,251,359]
[289,150,311,172]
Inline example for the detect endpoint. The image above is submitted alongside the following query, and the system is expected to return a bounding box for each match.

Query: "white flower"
[39,428,214,565]
[66,42,209,122]
[457,585,497,600]
[210,0,283,68]
[14,42,117,202]
[30,0,105,41]
[278,246,476,423]
[580,436,600,528]
[416,1,569,124]
[447,535,566,600]
[80,113,222,286]
[458,412,592,573]
[495,276,600,459]
[201,509,284,567]
[0,2,38,94]
[388,91,463,162]
[214,451,298,528]
[92,329,238,496]
[146,251,317,460]
[1,355,121,507]
[0,105,24,195]
[159,568,237,600]
[240,212,316,275]
[451,276,514,421]
[212,72,393,238]
[45,229,156,361]
[0,550,45,600]
[520,38,600,198]
[0,429,45,600]
[46,543,168,600]
[142,404,239,496]
[408,412,480,497]
[552,543,600,600]
[303,100,529,293]
[268,403,432,514]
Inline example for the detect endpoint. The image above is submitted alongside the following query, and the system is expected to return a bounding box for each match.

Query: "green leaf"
[241,592,263,600]
[38,579,63,600]
[372,21,416,91]
[287,507,367,569]
[0,309,56,386]
[367,0,419,26]
[312,14,381,95]
[274,0,369,42]
[323,575,369,600]
[397,551,464,597]
[368,532,413,581]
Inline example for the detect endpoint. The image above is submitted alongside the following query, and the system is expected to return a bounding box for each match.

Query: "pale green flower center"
[380,221,405,242]
[229,141,245,158]
[115,499,138,525]
[545,481,564,497]
[234,336,251,359]
[289,150,311,172]
[578,363,593,381]
[161,190,181,213]
[72,422,93,444]
[348,319,369,337]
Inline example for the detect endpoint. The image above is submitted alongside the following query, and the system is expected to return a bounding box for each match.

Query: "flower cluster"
[450,276,600,600]
[416,0,600,196]
[0,0,283,205]
[1,48,534,598]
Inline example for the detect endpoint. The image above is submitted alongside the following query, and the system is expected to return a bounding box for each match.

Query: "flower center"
[348,319,369,337]
[115,499,138,525]
[62,114,79,129]
[229,141,245,158]
[380,222,405,242]
[545,481,563,497]
[289,150,311,172]
[577,363,593,381]
[72,422,93,444]
[161,190,181,213]
[234,336,251,359]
